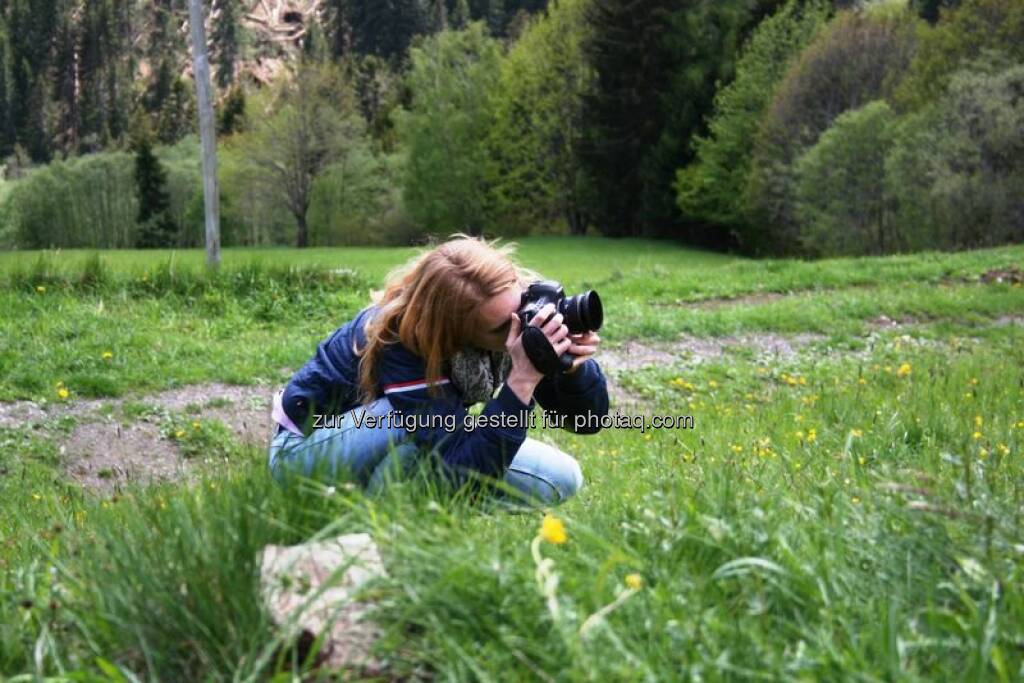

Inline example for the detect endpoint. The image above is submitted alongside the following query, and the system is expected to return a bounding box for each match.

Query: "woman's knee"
[504,438,584,505]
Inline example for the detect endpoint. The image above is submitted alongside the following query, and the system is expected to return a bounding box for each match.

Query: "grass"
[1,239,1023,680]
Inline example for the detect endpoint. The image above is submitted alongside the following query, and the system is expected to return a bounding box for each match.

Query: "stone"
[259,532,388,672]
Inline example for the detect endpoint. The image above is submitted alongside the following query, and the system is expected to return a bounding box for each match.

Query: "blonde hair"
[356,233,540,404]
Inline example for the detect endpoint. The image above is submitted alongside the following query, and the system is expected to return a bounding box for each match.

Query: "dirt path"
[3,312,1019,494]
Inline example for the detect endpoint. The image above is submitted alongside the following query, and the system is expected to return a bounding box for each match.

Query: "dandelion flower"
[972,431,982,440]
[32,493,42,501]
[896,363,912,377]
[851,496,861,504]
[36,285,46,293]
[101,351,113,360]
[974,415,983,428]
[540,513,567,545]
[192,421,200,429]
[57,387,69,400]
[175,429,186,438]
[858,377,867,385]
[625,573,643,590]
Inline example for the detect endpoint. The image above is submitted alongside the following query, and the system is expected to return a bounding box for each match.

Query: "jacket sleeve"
[378,343,536,480]
[280,312,364,435]
[532,359,610,434]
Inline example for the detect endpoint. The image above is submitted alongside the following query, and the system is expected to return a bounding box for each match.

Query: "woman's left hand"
[564,331,601,374]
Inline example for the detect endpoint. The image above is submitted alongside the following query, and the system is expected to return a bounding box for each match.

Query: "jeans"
[267,396,584,505]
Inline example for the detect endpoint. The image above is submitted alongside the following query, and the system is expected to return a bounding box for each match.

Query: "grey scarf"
[448,345,513,405]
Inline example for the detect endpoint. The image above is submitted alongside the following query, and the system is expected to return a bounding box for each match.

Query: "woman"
[268,234,609,505]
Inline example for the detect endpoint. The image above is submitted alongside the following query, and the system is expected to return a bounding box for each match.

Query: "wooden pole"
[188,0,221,269]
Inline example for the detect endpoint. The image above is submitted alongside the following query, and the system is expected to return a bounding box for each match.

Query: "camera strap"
[522,325,564,377]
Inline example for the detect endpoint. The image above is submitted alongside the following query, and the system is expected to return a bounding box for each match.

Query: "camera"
[517,280,603,376]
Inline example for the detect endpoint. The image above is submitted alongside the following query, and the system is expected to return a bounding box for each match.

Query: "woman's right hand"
[504,303,572,404]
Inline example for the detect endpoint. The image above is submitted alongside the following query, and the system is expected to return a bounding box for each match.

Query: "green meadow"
[1,239,1023,680]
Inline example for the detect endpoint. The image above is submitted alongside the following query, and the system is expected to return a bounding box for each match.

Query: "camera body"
[517,280,603,377]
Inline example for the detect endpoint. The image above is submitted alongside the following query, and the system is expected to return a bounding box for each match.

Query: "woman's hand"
[504,303,572,404]
[563,330,602,375]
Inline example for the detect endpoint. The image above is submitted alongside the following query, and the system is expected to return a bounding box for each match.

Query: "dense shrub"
[887,62,1024,250]
[794,100,898,256]
[6,151,138,248]
[744,8,919,253]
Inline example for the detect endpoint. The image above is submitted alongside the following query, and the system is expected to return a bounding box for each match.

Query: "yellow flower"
[969,377,979,385]
[36,285,46,293]
[972,431,982,440]
[794,430,805,440]
[997,443,1010,456]
[974,415,983,428]
[625,573,643,590]
[807,428,817,444]
[851,495,861,504]
[896,363,912,377]
[57,387,69,400]
[708,380,718,389]
[101,351,113,360]
[175,430,186,438]
[857,377,867,385]
[850,429,863,438]
[730,444,743,453]
[192,421,200,429]
[32,493,42,501]
[540,513,567,545]
[979,448,989,458]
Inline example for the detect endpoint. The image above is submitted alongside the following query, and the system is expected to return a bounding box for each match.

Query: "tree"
[350,0,428,61]
[674,0,829,247]
[395,22,503,237]
[241,62,369,247]
[212,0,242,88]
[794,100,897,256]
[488,0,594,234]
[745,7,919,253]
[887,62,1024,251]
[131,118,177,248]
[894,0,1024,111]
[579,0,772,240]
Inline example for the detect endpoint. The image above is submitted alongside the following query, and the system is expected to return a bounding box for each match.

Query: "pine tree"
[53,3,79,155]
[131,116,176,247]
[429,0,448,32]
[579,0,676,237]
[453,0,471,28]
[350,0,428,61]
[79,0,113,151]
[325,0,354,57]
[0,18,13,158]
[212,0,240,88]
[218,84,246,135]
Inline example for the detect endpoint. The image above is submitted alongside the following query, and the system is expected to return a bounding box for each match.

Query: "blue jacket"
[280,304,610,479]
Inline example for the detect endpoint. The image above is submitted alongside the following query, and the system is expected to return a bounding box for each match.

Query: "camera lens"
[562,290,603,333]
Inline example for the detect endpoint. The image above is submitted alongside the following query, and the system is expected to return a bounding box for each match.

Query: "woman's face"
[469,284,523,353]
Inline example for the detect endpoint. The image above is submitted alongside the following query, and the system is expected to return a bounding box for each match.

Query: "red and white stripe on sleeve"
[382,377,451,395]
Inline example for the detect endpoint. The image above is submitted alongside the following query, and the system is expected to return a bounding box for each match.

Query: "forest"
[0,0,1022,256]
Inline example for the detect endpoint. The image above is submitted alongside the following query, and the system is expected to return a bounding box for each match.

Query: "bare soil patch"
[1,383,276,494]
